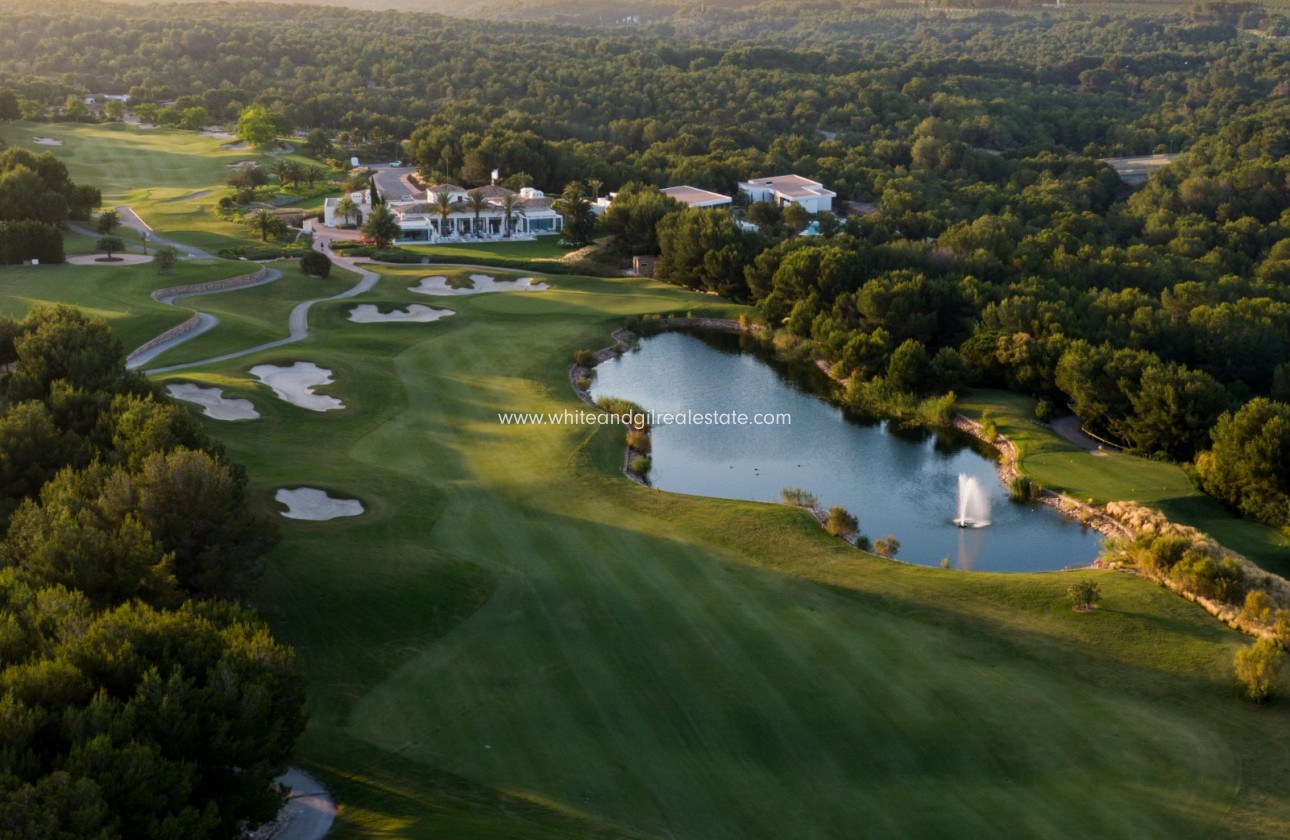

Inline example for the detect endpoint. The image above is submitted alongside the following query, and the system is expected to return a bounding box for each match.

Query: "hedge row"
[0,221,64,265]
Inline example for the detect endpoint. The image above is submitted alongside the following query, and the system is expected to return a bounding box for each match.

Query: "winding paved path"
[140,236,378,374]
[124,269,284,370]
[116,206,217,260]
[274,768,337,840]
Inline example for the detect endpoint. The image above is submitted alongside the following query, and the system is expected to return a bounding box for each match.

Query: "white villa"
[660,185,732,209]
[324,182,563,242]
[737,174,836,213]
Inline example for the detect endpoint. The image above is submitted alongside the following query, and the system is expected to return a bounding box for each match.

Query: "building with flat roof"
[660,185,732,209]
[323,179,563,241]
[737,174,835,214]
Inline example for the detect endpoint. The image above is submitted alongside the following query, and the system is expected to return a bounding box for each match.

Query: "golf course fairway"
[5,256,1290,839]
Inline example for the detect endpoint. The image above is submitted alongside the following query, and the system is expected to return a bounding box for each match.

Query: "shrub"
[1235,639,1284,702]
[0,220,64,264]
[1274,610,1290,649]
[855,534,872,552]
[1241,590,1275,625]
[979,410,998,442]
[1169,549,1244,603]
[824,506,858,538]
[874,535,900,558]
[574,375,592,390]
[573,349,598,367]
[780,486,819,508]
[1035,398,1056,422]
[300,250,332,278]
[629,455,651,475]
[1067,579,1102,611]
[625,428,651,453]
[1009,475,1038,503]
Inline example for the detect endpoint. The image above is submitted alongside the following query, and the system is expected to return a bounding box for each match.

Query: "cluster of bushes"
[1123,529,1246,604]
[328,241,424,263]
[217,244,302,260]
[0,219,63,264]
[0,305,303,836]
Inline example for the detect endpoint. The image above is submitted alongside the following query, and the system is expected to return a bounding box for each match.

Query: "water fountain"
[953,473,991,528]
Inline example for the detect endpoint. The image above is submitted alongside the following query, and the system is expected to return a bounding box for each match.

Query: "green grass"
[958,390,1290,576]
[141,261,354,368]
[8,249,1290,836]
[68,266,1278,839]
[0,254,257,353]
[402,236,570,264]
[0,121,286,251]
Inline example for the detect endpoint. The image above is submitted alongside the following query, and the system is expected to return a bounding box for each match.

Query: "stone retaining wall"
[126,267,269,363]
[152,266,267,302]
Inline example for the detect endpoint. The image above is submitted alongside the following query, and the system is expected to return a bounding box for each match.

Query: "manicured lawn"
[7,250,1290,836]
[0,255,256,354]
[96,267,1285,839]
[0,121,289,252]
[958,390,1290,576]
[402,236,570,264]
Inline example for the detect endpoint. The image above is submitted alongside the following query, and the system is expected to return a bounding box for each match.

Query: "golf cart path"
[144,239,378,374]
[124,268,285,370]
[274,768,337,840]
[116,206,217,260]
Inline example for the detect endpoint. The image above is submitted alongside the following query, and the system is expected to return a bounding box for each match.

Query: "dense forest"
[0,310,302,831]
[1,1,1288,520]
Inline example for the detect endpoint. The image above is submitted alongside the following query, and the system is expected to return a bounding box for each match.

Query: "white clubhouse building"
[324,182,564,241]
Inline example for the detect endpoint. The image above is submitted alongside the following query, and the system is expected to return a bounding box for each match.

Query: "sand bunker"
[167,383,259,421]
[32,137,63,146]
[348,304,454,323]
[275,487,364,521]
[409,273,548,296]
[223,141,249,150]
[250,362,344,411]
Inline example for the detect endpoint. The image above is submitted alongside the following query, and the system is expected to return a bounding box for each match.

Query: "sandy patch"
[275,487,364,521]
[348,304,454,323]
[167,383,259,421]
[67,253,154,266]
[32,137,62,146]
[223,140,249,150]
[137,123,156,130]
[250,362,344,412]
[200,130,235,139]
[226,160,259,168]
[409,274,549,296]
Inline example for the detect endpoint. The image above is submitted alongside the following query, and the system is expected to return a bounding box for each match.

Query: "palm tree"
[501,193,519,238]
[361,204,401,249]
[466,190,488,237]
[335,196,358,227]
[587,178,604,202]
[246,209,282,242]
[434,190,454,239]
[272,158,293,189]
[554,181,594,246]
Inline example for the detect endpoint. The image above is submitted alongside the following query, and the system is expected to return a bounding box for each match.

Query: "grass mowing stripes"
[5,228,1290,834]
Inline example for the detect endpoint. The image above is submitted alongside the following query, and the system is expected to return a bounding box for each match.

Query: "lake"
[589,330,1103,572]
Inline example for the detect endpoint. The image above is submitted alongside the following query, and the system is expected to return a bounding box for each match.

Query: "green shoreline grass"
[958,390,1290,577]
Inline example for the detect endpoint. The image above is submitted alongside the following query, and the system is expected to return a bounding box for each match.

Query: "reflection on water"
[589,331,1103,572]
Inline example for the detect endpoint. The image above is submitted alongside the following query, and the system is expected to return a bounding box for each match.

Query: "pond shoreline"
[571,319,1111,568]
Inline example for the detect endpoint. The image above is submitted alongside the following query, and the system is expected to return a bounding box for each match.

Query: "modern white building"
[323,182,563,241]
[660,185,733,209]
[737,174,836,213]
